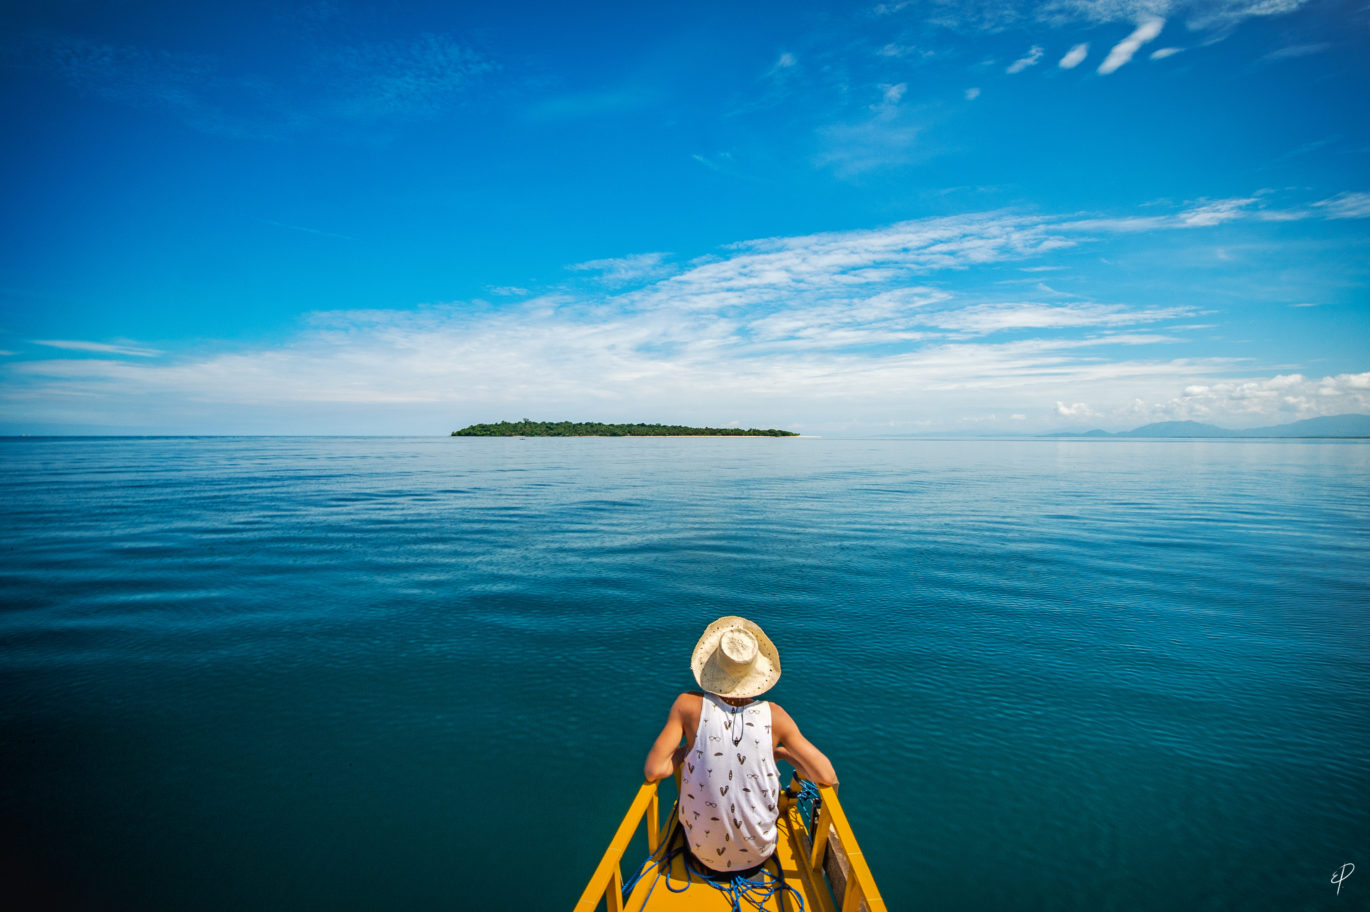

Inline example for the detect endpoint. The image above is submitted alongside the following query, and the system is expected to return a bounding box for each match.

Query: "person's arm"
[771,703,838,787]
[643,694,690,782]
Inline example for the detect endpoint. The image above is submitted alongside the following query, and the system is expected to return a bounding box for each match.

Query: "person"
[643,616,837,875]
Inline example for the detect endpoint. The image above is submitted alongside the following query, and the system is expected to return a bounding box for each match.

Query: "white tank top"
[678,694,781,871]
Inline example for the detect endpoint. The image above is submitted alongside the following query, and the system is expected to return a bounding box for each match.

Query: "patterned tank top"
[677,694,781,871]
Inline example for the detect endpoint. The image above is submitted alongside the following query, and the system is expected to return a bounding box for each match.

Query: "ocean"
[1,436,1366,910]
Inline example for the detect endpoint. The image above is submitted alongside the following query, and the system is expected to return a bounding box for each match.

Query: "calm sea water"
[1,436,1367,911]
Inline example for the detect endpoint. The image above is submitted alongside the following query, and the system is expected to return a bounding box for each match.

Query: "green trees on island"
[451,420,797,437]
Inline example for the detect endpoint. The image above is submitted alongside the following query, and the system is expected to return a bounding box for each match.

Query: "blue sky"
[1,0,1367,434]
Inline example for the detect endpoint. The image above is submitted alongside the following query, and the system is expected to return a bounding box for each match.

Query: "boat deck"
[622,799,835,912]
[577,773,883,912]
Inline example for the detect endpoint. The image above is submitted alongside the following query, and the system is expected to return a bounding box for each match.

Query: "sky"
[1,0,1367,435]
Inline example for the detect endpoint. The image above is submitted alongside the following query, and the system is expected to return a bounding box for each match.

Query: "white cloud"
[906,0,1309,33]
[1040,0,1309,29]
[926,302,1190,334]
[965,87,982,100]
[692,151,737,174]
[26,28,495,140]
[1263,43,1330,61]
[877,43,929,58]
[1098,18,1165,74]
[1149,373,1370,424]
[1183,0,1311,28]
[569,252,671,284]
[1179,197,1261,226]
[1056,400,1098,418]
[815,115,923,177]
[1059,43,1090,68]
[5,201,1364,435]
[766,51,798,82]
[32,339,162,357]
[1149,47,1182,59]
[1007,46,1045,73]
[1314,192,1370,220]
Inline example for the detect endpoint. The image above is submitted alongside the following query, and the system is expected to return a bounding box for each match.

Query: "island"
[451,420,798,437]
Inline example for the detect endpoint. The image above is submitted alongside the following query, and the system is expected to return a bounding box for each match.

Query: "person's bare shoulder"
[766,701,797,744]
[768,701,795,729]
[675,690,704,716]
[673,692,704,741]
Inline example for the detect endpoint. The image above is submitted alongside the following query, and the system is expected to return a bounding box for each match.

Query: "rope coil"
[621,799,806,912]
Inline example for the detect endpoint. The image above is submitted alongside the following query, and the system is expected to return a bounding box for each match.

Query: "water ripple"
[0,437,1366,910]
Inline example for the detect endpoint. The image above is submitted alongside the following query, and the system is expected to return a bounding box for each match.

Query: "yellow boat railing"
[801,777,887,912]
[573,779,662,912]
[575,772,884,912]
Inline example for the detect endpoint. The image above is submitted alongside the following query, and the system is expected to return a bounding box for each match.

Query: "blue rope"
[620,801,679,901]
[792,780,822,834]
[622,799,806,912]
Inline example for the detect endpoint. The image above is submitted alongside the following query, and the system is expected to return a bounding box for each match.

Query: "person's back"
[679,692,780,870]
[644,616,838,876]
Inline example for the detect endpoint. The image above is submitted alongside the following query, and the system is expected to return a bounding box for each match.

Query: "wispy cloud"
[8,196,1363,434]
[1150,47,1182,60]
[326,32,495,119]
[1041,0,1310,29]
[32,340,162,357]
[816,82,923,176]
[1157,372,1370,422]
[10,25,494,140]
[1262,43,1330,62]
[569,252,672,284]
[1007,45,1045,73]
[1181,0,1311,28]
[1179,197,1262,226]
[925,302,1190,334]
[1049,370,1370,428]
[2,194,1359,432]
[1099,18,1165,74]
[877,43,933,59]
[1313,192,1370,220]
[1059,43,1090,69]
[1056,400,1099,418]
[766,51,799,82]
[875,83,907,108]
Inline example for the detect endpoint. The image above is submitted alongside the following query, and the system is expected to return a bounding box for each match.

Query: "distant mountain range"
[1048,413,1370,438]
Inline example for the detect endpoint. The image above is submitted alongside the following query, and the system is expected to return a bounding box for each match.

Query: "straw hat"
[691,616,781,698]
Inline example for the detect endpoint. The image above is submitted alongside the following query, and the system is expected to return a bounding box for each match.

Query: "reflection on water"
[1,437,1367,910]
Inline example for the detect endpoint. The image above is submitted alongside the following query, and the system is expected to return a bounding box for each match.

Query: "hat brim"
[690,616,781,698]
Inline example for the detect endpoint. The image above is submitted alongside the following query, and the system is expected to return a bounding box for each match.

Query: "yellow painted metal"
[777,795,836,912]
[808,800,832,870]
[573,781,660,912]
[647,787,661,854]
[576,774,884,912]
[813,784,886,912]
